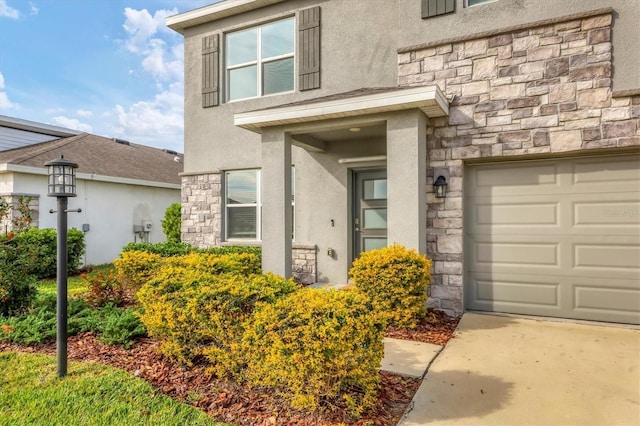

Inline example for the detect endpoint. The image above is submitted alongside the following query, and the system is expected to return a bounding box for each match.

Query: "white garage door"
[465,154,640,324]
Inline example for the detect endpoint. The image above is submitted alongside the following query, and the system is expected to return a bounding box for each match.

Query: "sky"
[0,0,221,153]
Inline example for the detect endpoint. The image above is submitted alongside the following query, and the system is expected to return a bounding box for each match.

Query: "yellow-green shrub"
[242,288,386,416]
[114,250,163,291]
[164,252,261,275]
[136,268,298,376]
[349,244,431,329]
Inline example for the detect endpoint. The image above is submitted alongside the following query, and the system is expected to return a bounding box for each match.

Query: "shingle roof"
[0,133,183,185]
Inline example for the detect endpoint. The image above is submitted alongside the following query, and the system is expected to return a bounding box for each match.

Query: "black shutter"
[422,0,455,19]
[202,34,219,107]
[298,6,320,91]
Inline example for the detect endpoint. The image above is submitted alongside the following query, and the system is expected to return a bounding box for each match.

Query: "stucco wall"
[180,0,638,174]
[398,11,639,314]
[10,172,180,266]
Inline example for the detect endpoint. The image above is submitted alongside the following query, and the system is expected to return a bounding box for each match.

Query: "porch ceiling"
[234,85,449,133]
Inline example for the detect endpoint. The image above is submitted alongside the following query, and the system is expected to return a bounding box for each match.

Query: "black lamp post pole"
[56,196,68,377]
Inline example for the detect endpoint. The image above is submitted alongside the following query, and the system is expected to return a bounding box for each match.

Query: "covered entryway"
[234,86,448,283]
[465,154,640,324]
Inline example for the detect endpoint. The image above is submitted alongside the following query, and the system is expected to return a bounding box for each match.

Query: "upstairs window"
[226,17,295,101]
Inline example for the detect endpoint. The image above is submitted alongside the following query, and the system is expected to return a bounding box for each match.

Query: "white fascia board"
[167,0,287,33]
[234,85,450,132]
[0,114,81,137]
[1,164,180,190]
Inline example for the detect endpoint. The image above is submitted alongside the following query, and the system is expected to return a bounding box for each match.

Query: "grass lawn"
[36,264,114,297]
[0,352,222,426]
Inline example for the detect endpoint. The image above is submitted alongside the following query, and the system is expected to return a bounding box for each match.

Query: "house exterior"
[0,120,182,265]
[168,0,640,324]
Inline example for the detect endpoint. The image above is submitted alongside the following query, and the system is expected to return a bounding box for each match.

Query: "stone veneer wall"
[181,172,223,247]
[398,11,640,315]
[181,172,317,284]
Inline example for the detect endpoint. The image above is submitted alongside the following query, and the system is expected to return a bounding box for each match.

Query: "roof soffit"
[234,85,450,133]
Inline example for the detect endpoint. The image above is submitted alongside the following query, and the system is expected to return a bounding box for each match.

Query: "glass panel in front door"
[354,170,387,259]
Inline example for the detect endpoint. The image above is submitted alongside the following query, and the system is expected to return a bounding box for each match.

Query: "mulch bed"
[0,309,459,425]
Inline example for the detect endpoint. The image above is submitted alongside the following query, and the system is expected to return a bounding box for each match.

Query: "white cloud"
[111,81,183,151]
[52,116,93,133]
[0,0,19,19]
[29,2,38,15]
[0,71,18,109]
[76,109,93,117]
[123,8,176,54]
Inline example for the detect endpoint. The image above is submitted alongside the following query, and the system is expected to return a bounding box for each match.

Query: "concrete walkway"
[399,312,640,426]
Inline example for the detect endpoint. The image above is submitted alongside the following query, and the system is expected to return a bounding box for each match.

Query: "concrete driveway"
[399,312,640,426]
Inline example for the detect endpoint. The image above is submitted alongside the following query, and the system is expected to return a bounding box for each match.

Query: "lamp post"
[45,155,80,377]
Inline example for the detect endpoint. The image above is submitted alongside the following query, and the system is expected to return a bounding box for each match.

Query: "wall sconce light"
[434,175,448,199]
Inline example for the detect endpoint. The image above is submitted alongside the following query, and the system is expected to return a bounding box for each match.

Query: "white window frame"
[464,0,496,7]
[225,17,296,102]
[224,168,295,241]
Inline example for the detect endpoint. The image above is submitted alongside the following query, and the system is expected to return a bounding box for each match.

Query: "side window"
[226,170,260,240]
[224,168,295,241]
[226,17,295,101]
[466,0,494,6]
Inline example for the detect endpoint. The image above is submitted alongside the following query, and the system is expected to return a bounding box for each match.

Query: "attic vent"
[164,149,178,155]
[113,138,130,145]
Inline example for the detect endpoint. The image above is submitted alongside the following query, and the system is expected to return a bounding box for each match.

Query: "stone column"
[261,128,292,278]
[386,110,427,254]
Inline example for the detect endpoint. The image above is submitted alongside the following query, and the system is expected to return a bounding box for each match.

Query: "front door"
[353,169,387,259]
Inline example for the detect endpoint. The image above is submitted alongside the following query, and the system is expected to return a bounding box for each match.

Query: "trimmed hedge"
[242,288,385,415]
[349,244,431,329]
[137,270,298,376]
[122,241,261,258]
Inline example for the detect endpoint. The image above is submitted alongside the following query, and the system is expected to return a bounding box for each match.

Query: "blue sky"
[0,0,220,152]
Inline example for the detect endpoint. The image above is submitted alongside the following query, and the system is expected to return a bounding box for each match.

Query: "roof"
[166,0,287,33]
[0,133,183,185]
[0,114,82,152]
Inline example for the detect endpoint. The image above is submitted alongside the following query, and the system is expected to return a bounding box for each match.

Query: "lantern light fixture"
[434,175,448,199]
[45,155,78,197]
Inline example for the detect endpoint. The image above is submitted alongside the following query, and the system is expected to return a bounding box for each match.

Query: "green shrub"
[0,295,145,348]
[9,227,85,278]
[161,203,182,243]
[349,244,432,329]
[0,295,99,345]
[121,241,193,257]
[137,269,298,376]
[242,288,386,415]
[99,307,146,349]
[121,241,261,258]
[0,236,37,316]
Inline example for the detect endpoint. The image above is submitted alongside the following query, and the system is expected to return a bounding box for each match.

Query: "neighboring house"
[0,115,81,151]
[0,118,182,265]
[167,0,640,324]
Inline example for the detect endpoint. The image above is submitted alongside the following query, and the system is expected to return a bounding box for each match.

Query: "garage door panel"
[474,201,559,226]
[572,157,640,188]
[465,154,640,324]
[573,278,640,324]
[574,243,640,275]
[469,163,562,197]
[574,201,640,227]
[474,241,558,267]
[468,273,562,316]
